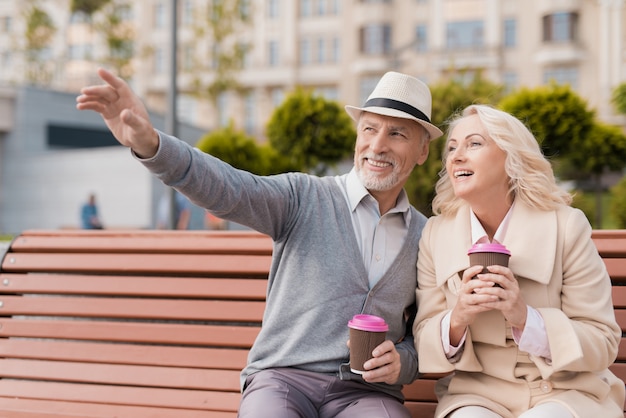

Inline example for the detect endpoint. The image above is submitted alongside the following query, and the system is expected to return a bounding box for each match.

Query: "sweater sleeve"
[136,130,298,239]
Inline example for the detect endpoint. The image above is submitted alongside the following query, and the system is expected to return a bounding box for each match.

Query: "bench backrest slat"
[0,274,267,300]
[2,253,272,276]
[0,318,260,347]
[0,339,248,370]
[0,295,265,322]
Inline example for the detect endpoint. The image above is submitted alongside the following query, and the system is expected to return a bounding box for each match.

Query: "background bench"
[0,229,623,417]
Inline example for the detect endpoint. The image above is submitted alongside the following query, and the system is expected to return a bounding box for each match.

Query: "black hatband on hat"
[364,98,432,124]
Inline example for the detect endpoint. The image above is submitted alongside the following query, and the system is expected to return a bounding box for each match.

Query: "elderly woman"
[413,104,625,418]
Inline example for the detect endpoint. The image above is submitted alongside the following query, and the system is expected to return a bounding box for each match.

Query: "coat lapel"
[502,202,557,285]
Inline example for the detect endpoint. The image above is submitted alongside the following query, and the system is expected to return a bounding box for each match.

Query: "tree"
[610,177,626,228]
[195,123,298,175]
[568,122,626,227]
[22,2,56,85]
[499,84,626,227]
[186,0,250,104]
[70,0,134,78]
[612,82,626,115]
[266,87,356,175]
[405,71,504,215]
[498,83,594,159]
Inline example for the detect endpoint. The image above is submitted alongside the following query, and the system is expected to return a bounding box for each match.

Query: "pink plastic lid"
[467,243,511,256]
[348,314,389,332]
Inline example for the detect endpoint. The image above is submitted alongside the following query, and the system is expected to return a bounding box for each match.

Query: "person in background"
[77,68,442,418]
[413,104,625,418]
[80,193,103,229]
[204,210,227,230]
[156,189,191,230]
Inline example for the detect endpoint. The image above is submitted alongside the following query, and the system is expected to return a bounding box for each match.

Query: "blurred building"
[1,0,624,135]
[0,0,624,233]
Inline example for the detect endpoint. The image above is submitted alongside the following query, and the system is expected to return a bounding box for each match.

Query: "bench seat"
[0,229,622,417]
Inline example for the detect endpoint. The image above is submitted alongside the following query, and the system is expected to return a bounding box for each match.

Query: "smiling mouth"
[366,158,392,168]
[454,170,473,178]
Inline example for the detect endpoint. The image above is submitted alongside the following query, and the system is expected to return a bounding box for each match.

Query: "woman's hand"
[475,264,528,330]
[449,264,500,344]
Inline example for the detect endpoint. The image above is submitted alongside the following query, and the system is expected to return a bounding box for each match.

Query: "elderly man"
[77,70,442,418]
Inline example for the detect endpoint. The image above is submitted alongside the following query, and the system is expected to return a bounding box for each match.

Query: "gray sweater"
[141,132,426,400]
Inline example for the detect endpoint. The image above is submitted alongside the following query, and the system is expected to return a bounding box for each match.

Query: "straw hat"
[345,72,443,140]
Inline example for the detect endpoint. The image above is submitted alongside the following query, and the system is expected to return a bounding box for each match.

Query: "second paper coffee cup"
[467,243,511,285]
[347,314,388,374]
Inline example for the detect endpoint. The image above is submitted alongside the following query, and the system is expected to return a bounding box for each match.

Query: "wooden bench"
[0,229,623,417]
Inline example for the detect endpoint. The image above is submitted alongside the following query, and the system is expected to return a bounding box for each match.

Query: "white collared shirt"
[336,168,411,289]
[442,203,552,360]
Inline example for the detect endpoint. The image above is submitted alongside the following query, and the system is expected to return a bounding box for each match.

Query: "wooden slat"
[0,274,268,300]
[0,295,265,322]
[0,397,237,418]
[18,229,264,239]
[613,287,626,309]
[605,258,626,282]
[0,380,242,412]
[10,234,272,255]
[0,339,248,370]
[0,359,240,392]
[405,402,437,417]
[0,319,260,348]
[1,253,272,276]
[401,377,438,402]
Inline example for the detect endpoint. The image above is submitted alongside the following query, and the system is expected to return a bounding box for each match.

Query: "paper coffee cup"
[467,243,511,284]
[347,314,388,374]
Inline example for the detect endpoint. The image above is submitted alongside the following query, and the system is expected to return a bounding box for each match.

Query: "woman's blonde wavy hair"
[432,104,572,216]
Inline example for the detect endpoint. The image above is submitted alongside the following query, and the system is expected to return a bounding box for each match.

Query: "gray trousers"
[238,368,412,418]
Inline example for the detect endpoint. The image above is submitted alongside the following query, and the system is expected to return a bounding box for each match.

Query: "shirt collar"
[470,201,515,244]
[346,168,411,227]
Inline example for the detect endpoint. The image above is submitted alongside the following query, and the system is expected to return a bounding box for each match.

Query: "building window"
[446,20,484,50]
[69,44,92,60]
[1,51,12,70]
[317,0,326,15]
[502,71,517,92]
[268,0,279,18]
[329,0,340,14]
[244,91,256,135]
[154,1,166,28]
[0,16,10,32]
[543,66,578,88]
[271,88,284,107]
[241,42,251,69]
[182,44,194,71]
[182,0,194,25]
[360,24,391,55]
[331,37,340,63]
[503,19,516,48]
[154,47,165,73]
[543,12,578,42]
[300,0,313,17]
[268,40,279,66]
[359,76,380,105]
[315,86,338,101]
[240,0,251,19]
[317,38,326,63]
[217,92,229,127]
[116,3,133,21]
[300,39,311,65]
[415,24,427,52]
[70,11,90,24]
[178,94,196,125]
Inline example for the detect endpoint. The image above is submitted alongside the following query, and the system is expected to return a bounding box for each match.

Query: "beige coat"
[413,202,625,418]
